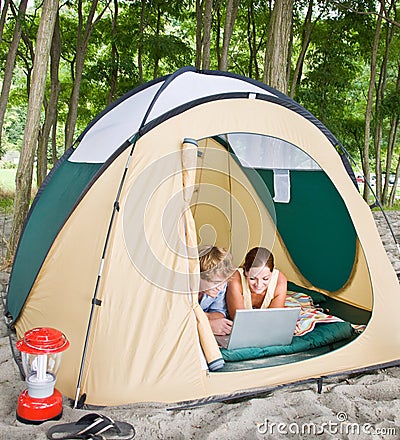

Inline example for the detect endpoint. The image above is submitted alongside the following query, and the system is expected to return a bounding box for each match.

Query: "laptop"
[216,307,301,350]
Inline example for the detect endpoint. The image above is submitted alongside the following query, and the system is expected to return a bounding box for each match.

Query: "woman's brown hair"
[243,247,274,273]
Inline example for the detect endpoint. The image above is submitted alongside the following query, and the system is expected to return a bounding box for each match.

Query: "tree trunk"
[386,115,399,206]
[263,0,293,93]
[202,0,213,70]
[51,119,58,165]
[219,0,239,71]
[388,148,400,207]
[362,3,383,202]
[375,20,394,203]
[19,24,36,95]
[8,0,58,258]
[138,0,146,83]
[106,0,119,105]
[216,2,222,68]
[0,0,10,43]
[286,10,293,87]
[246,1,258,79]
[0,0,28,150]
[64,0,98,149]
[289,0,314,98]
[388,62,400,207]
[64,0,109,149]
[152,4,162,79]
[37,10,61,187]
[195,0,203,69]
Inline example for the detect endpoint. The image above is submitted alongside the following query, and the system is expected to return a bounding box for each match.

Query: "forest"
[0,0,399,255]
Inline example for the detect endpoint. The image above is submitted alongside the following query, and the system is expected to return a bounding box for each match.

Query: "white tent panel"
[69,82,163,163]
[227,133,321,170]
[144,71,275,123]
[69,71,276,164]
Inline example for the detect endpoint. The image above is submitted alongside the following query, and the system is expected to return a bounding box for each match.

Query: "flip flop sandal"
[46,413,135,439]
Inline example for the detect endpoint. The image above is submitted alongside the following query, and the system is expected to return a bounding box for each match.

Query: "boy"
[198,245,235,336]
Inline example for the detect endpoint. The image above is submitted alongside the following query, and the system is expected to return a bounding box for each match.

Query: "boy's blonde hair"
[198,245,235,281]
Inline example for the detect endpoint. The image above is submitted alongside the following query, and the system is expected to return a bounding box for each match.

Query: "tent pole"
[73,136,138,409]
[338,143,400,256]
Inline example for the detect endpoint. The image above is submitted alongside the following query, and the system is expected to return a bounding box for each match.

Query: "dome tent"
[6,66,400,406]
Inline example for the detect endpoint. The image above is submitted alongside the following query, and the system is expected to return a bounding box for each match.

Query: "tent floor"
[216,335,357,373]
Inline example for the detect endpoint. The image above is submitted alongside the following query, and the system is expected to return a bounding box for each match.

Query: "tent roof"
[70,66,338,164]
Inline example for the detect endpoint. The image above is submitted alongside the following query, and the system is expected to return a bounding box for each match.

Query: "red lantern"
[16,327,70,424]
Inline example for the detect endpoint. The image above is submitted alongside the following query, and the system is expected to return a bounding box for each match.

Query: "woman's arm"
[226,270,245,319]
[269,271,288,308]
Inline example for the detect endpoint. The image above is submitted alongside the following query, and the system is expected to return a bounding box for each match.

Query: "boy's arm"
[205,312,233,335]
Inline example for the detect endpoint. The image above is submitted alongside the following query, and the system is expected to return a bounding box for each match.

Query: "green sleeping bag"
[220,321,355,362]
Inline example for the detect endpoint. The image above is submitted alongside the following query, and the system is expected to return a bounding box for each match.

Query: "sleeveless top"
[239,268,280,309]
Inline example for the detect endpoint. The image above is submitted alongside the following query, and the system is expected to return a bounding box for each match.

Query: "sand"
[0,211,399,439]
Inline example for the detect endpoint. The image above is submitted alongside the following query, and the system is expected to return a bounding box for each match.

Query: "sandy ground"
[0,211,399,439]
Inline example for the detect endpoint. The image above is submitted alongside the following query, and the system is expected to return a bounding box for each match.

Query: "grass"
[0,191,14,215]
[375,201,400,211]
[0,169,40,215]
[358,183,400,211]
[0,182,14,266]
[0,169,17,192]
[0,169,16,215]
[0,196,14,212]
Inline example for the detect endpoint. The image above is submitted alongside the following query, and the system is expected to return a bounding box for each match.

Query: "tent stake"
[316,377,324,394]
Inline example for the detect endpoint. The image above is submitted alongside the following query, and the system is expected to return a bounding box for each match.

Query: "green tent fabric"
[6,152,101,321]
[255,169,357,292]
[220,322,355,362]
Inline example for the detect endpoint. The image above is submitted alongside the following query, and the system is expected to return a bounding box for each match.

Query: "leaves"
[0,0,399,206]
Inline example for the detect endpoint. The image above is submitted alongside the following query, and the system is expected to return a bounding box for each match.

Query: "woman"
[226,247,287,319]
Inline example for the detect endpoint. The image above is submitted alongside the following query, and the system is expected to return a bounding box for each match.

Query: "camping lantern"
[16,327,70,424]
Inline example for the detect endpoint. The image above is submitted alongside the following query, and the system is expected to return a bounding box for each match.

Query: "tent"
[6,66,400,407]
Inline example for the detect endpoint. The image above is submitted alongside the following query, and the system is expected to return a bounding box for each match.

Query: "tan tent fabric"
[193,305,224,366]
[180,138,200,294]
[14,96,400,405]
[181,138,223,367]
[15,150,131,397]
[192,138,277,265]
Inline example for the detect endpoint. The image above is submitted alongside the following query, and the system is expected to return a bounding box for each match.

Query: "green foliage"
[382,91,400,119]
[0,171,16,214]
[2,106,27,155]
[1,0,399,208]
[298,19,362,116]
[294,1,379,161]
[0,195,14,215]
[229,0,270,78]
